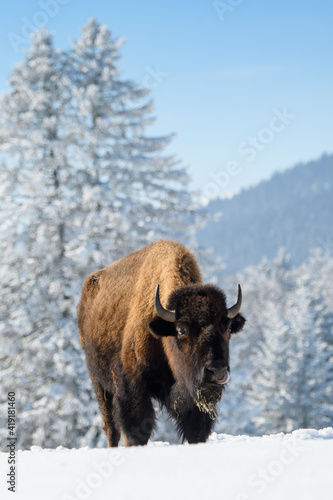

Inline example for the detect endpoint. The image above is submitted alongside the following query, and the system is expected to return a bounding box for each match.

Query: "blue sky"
[1,0,332,199]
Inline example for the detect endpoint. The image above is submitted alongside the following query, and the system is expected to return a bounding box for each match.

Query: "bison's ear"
[148,317,177,337]
[229,313,246,334]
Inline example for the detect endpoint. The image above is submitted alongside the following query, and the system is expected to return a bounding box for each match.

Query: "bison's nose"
[204,364,230,385]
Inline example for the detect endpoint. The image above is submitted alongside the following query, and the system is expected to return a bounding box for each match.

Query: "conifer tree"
[0,21,205,449]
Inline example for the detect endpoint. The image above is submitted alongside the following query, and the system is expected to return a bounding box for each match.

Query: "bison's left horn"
[154,285,176,323]
[226,284,242,319]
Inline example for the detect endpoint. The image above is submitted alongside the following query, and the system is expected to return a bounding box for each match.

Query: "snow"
[1,428,333,500]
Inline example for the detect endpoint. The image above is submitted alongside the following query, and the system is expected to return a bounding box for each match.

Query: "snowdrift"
[1,428,333,500]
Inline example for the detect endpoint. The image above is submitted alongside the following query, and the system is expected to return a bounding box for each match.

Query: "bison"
[77,240,245,446]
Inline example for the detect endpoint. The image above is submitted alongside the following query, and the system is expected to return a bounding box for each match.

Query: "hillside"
[1,428,332,500]
[198,153,333,273]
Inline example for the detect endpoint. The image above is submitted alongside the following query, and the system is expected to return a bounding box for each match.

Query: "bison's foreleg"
[115,384,156,446]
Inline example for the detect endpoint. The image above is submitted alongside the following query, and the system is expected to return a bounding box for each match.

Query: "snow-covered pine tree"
[295,250,333,428]
[231,249,333,435]
[66,18,200,262]
[0,21,206,450]
[0,28,98,450]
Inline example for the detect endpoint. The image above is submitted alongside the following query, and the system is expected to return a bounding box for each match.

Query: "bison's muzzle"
[204,363,230,385]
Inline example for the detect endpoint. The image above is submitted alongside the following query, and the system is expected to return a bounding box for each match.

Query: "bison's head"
[148,284,245,415]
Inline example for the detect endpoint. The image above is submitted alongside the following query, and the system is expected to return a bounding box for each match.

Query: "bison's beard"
[194,384,223,420]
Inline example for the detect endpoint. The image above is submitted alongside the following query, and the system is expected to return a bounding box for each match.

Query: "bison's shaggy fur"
[77,240,245,446]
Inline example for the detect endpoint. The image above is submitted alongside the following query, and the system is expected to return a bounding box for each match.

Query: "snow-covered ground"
[1,428,333,500]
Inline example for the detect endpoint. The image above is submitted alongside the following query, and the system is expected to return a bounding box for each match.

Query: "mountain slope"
[198,153,333,273]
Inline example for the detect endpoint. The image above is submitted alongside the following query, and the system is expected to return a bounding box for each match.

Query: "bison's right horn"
[154,285,176,323]
[226,284,242,319]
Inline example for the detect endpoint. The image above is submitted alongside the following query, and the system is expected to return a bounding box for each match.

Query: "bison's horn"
[226,284,242,319]
[154,284,176,323]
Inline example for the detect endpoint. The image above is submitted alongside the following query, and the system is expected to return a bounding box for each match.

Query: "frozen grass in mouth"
[194,387,221,420]
[172,386,222,420]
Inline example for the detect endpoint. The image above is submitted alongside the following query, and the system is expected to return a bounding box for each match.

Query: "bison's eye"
[176,326,188,336]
